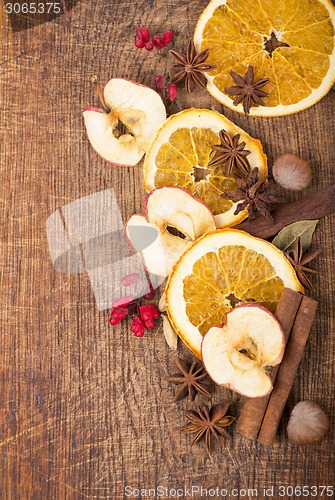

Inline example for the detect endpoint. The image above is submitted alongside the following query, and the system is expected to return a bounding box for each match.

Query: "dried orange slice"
[194,0,335,116]
[166,229,303,358]
[143,108,267,228]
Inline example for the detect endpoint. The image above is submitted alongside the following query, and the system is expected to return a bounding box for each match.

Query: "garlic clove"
[287,401,329,446]
[272,153,312,191]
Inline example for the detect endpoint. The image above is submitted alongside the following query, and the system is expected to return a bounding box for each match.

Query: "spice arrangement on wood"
[46,0,334,455]
[236,289,318,445]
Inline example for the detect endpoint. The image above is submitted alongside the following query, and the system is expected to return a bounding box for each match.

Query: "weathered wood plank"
[1,0,334,497]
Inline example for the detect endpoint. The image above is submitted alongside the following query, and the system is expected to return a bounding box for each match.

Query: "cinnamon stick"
[257,295,318,445]
[236,184,335,239]
[236,288,303,440]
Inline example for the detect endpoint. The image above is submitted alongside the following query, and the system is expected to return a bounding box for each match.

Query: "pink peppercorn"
[131,316,145,337]
[145,41,154,51]
[142,304,160,320]
[144,318,155,329]
[162,30,173,46]
[109,307,129,326]
[112,296,133,308]
[134,38,145,49]
[155,75,164,92]
[152,35,163,49]
[139,305,160,330]
[136,27,150,43]
[168,84,178,101]
[121,273,139,287]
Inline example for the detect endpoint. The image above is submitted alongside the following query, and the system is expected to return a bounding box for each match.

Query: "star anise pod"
[209,129,251,176]
[170,39,216,93]
[180,403,235,453]
[224,65,269,115]
[221,167,285,222]
[285,237,321,291]
[166,357,211,401]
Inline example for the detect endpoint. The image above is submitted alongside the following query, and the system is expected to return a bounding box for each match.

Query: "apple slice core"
[202,304,285,398]
[83,109,144,166]
[126,187,216,277]
[83,78,166,166]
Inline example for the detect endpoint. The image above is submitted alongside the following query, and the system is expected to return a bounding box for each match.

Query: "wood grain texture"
[1,0,335,498]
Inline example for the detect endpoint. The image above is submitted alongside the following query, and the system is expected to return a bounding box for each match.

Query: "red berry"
[162,30,173,46]
[109,307,128,326]
[152,35,163,49]
[139,304,160,324]
[143,283,154,300]
[133,302,140,316]
[131,316,145,337]
[134,38,145,49]
[122,273,139,286]
[112,296,133,308]
[136,28,144,39]
[144,304,160,320]
[136,27,150,43]
[145,41,154,51]
[155,75,164,92]
[144,318,155,329]
[168,84,178,101]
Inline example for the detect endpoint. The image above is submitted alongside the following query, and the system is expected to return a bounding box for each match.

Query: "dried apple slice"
[202,304,285,398]
[83,78,166,166]
[126,187,216,276]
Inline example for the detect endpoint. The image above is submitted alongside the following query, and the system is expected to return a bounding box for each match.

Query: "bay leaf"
[272,220,319,253]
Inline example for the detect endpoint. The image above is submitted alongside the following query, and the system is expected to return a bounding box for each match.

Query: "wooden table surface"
[1,1,335,498]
